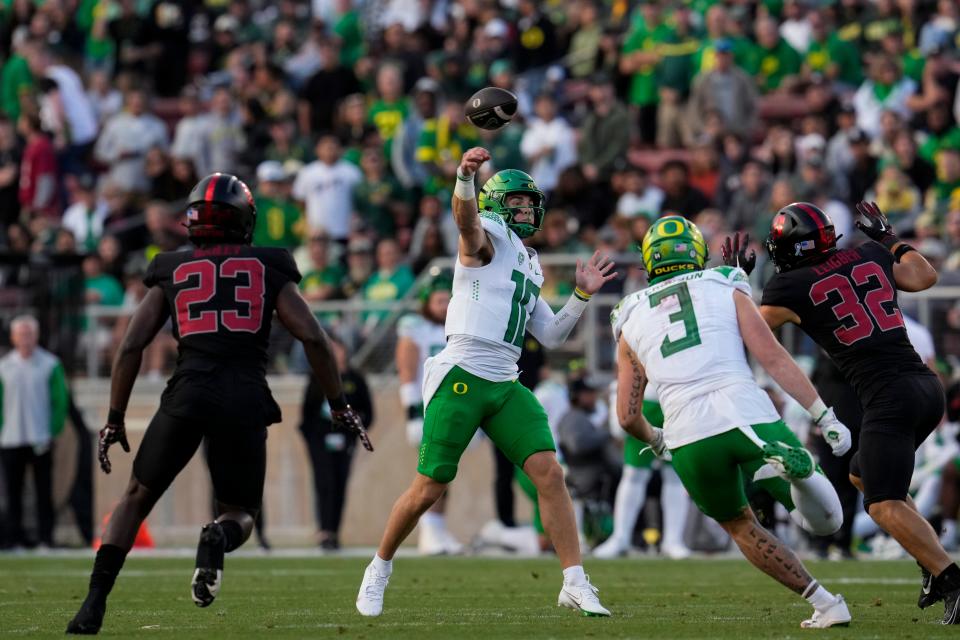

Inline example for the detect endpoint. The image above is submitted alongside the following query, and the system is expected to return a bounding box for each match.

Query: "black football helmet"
[185,173,257,244]
[765,202,838,272]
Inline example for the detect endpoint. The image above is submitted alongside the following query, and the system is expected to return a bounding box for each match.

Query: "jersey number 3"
[808,261,903,346]
[649,281,701,357]
[173,258,266,337]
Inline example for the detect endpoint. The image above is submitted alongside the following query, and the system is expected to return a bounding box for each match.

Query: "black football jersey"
[144,244,302,372]
[761,241,931,404]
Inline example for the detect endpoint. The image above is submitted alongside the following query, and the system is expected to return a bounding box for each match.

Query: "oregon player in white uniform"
[358,147,615,618]
[396,274,464,555]
[613,216,854,629]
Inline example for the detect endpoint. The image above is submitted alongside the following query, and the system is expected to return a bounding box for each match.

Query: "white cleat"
[438,529,465,555]
[558,576,611,617]
[800,594,851,628]
[592,537,628,559]
[662,543,692,560]
[356,564,390,617]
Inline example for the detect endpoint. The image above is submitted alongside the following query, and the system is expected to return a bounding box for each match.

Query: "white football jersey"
[442,214,545,376]
[397,313,447,397]
[612,266,781,448]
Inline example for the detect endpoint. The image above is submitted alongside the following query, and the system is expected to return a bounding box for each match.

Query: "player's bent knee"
[865,498,903,520]
[422,465,457,485]
[525,456,563,491]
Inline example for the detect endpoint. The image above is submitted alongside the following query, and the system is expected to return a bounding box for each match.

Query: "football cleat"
[762,441,815,480]
[800,594,851,628]
[65,599,105,635]
[662,543,692,560]
[592,536,629,559]
[558,576,611,617]
[919,563,941,609]
[191,522,225,608]
[356,563,391,617]
[942,587,960,624]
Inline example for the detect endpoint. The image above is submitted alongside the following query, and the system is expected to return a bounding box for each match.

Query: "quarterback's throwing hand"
[720,232,756,275]
[458,147,491,178]
[816,408,852,457]
[333,406,374,452]
[575,251,617,295]
[98,422,130,474]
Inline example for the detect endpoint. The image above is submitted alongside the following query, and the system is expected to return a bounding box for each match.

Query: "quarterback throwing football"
[356,148,615,617]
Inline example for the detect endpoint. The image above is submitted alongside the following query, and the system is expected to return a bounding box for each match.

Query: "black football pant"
[300,423,353,534]
[1,445,54,546]
[850,374,945,510]
[133,408,267,513]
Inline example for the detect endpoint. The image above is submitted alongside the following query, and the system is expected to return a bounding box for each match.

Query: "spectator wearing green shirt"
[691,5,752,75]
[803,10,863,88]
[353,147,412,238]
[655,5,699,148]
[746,16,803,94]
[415,101,479,197]
[918,103,960,165]
[0,34,33,121]
[83,254,124,308]
[367,65,409,151]
[300,232,346,304]
[361,238,414,329]
[252,160,304,249]
[619,1,675,144]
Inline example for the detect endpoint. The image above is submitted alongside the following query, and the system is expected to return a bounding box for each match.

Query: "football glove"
[815,408,852,457]
[720,232,757,275]
[641,427,671,461]
[855,201,898,249]
[98,421,130,474]
[405,418,424,447]
[332,405,374,452]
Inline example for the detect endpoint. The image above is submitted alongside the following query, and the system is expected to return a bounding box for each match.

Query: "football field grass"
[0,554,955,638]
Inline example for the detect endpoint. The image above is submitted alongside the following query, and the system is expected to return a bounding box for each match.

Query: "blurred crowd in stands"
[0,0,958,370]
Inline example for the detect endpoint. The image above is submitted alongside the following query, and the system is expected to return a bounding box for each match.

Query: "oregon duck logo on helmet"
[640,216,708,283]
[478,169,545,238]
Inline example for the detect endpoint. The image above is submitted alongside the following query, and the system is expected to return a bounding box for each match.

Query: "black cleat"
[191,523,225,608]
[919,563,942,609]
[65,600,105,635]
[943,587,960,624]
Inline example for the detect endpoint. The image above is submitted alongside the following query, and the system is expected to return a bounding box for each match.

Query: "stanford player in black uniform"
[67,173,372,634]
[723,202,956,623]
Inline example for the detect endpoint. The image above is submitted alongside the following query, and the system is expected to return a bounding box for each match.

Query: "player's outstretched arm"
[735,290,851,456]
[526,251,616,348]
[855,200,937,291]
[276,282,373,451]
[452,147,494,266]
[615,336,667,457]
[100,287,169,473]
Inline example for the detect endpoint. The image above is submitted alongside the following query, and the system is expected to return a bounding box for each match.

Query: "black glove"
[332,405,374,452]
[98,422,130,474]
[720,232,757,275]
[855,201,898,249]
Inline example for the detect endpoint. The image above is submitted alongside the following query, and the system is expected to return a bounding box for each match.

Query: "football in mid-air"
[465,87,518,131]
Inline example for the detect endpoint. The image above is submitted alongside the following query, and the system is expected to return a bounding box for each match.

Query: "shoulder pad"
[707,266,752,294]
[610,290,644,341]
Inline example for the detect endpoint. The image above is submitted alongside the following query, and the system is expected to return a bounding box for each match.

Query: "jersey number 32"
[173,258,266,337]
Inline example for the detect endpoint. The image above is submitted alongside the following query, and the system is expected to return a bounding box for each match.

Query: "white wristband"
[454,170,475,201]
[399,382,420,408]
[806,398,828,423]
